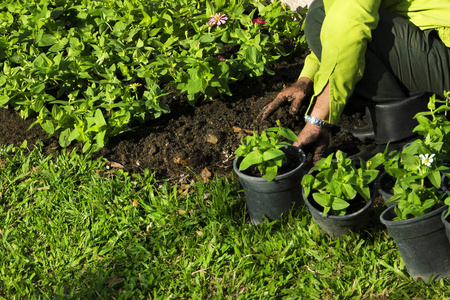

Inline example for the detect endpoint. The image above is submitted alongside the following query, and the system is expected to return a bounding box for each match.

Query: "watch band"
[304,115,329,128]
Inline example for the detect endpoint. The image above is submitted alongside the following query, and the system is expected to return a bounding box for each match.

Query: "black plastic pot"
[441,172,450,194]
[380,205,450,282]
[442,208,450,242]
[303,190,374,238]
[377,171,394,207]
[233,145,306,225]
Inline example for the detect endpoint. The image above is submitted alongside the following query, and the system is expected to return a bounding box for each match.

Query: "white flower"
[419,153,435,167]
[208,13,228,26]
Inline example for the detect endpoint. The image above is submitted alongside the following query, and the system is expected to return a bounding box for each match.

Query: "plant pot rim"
[381,203,448,226]
[441,207,450,224]
[233,145,306,182]
[303,190,374,219]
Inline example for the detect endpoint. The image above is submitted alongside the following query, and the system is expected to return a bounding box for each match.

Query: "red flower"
[253,17,266,25]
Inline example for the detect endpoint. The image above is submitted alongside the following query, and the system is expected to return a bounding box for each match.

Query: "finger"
[289,96,303,115]
[256,106,270,123]
[258,96,287,121]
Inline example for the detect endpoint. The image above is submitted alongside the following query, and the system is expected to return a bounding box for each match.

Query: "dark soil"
[0,47,373,182]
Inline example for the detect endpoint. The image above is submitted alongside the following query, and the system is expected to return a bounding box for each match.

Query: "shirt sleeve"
[299,52,320,80]
[307,0,382,125]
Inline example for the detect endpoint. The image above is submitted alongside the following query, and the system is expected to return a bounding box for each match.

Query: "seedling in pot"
[384,91,450,220]
[301,150,383,216]
[234,121,298,182]
[383,140,450,220]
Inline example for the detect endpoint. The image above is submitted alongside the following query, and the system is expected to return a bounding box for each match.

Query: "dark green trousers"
[304,0,450,102]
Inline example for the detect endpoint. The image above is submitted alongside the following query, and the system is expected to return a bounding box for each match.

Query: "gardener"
[259,0,450,162]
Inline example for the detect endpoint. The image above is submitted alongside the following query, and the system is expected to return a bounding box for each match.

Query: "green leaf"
[358,186,371,201]
[239,150,263,171]
[279,127,298,143]
[312,193,331,209]
[96,130,106,149]
[59,128,71,148]
[257,141,272,149]
[206,0,214,17]
[428,170,441,188]
[38,34,56,47]
[332,198,350,211]
[41,120,55,135]
[366,153,384,169]
[68,128,80,142]
[301,174,314,198]
[244,46,262,64]
[213,0,226,11]
[94,109,107,126]
[262,149,284,161]
[341,183,357,200]
[199,34,215,43]
[30,83,46,94]
[48,37,69,52]
[221,31,230,43]
[82,141,92,153]
[264,165,277,182]
[0,95,9,106]
[422,199,436,211]
[362,169,379,184]
[328,180,342,198]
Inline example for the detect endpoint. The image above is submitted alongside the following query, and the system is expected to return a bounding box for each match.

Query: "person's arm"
[299,52,321,80]
[257,52,320,122]
[293,83,331,162]
[306,0,382,124]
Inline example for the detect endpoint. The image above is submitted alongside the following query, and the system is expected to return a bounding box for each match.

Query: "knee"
[304,0,325,57]
[304,0,324,35]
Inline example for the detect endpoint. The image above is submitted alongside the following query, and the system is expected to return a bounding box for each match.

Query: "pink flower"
[219,57,230,64]
[208,13,228,26]
[253,17,266,25]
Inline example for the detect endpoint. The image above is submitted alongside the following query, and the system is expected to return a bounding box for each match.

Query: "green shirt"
[300,0,450,124]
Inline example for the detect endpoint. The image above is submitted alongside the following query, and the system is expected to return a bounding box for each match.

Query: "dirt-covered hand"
[257,77,313,122]
[293,122,329,164]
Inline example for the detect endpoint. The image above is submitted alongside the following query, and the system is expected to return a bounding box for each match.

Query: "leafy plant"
[384,91,450,220]
[0,0,305,151]
[413,90,450,158]
[234,121,298,182]
[302,150,384,216]
[383,138,450,221]
[301,150,382,216]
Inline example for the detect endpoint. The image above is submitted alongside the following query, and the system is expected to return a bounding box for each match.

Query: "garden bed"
[0,48,371,182]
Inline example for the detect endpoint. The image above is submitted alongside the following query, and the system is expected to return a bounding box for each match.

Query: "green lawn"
[0,143,449,299]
